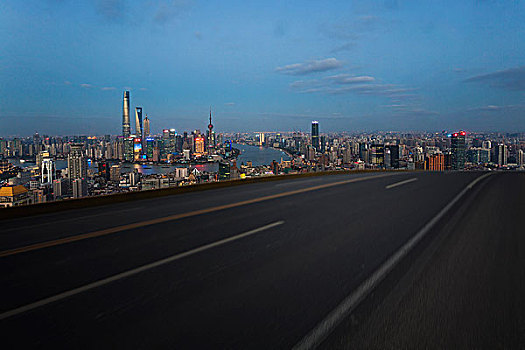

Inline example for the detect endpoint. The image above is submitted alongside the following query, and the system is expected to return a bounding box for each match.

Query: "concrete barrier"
[0,170,403,220]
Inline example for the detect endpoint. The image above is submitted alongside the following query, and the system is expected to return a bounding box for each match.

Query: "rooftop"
[0,185,28,197]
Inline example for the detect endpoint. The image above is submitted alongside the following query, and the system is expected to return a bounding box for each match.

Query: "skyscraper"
[122,91,130,138]
[451,131,466,170]
[370,144,385,166]
[68,144,87,179]
[311,121,320,151]
[143,115,150,137]
[387,145,400,169]
[41,158,55,184]
[495,144,508,166]
[135,107,143,137]
[207,108,214,155]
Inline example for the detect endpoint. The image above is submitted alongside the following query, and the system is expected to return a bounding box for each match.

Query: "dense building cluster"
[0,92,523,208]
[229,124,524,174]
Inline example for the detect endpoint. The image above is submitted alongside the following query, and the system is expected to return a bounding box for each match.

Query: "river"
[8,144,289,175]
[232,143,291,166]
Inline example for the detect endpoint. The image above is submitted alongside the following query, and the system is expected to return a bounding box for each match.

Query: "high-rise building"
[33,132,41,154]
[451,131,466,170]
[495,144,508,166]
[146,138,155,159]
[207,108,214,155]
[311,121,320,151]
[144,115,150,137]
[123,137,134,162]
[387,145,400,169]
[122,91,131,138]
[370,144,385,166]
[110,165,121,182]
[68,144,87,179]
[426,153,445,171]
[135,107,143,137]
[133,137,143,161]
[52,178,69,199]
[218,162,230,180]
[98,161,110,181]
[72,178,87,198]
[195,136,205,155]
[518,149,524,167]
[258,132,265,146]
[41,158,55,184]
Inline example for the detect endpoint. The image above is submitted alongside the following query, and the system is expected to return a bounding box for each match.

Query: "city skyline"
[1,0,525,136]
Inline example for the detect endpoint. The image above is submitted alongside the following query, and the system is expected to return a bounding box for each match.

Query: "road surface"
[1,171,523,348]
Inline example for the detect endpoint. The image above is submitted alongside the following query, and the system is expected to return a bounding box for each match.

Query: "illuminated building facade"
[41,158,55,184]
[195,137,205,155]
[146,138,155,159]
[426,153,445,171]
[218,162,230,180]
[124,137,134,162]
[0,185,30,207]
[135,107,143,137]
[370,144,385,166]
[133,137,143,161]
[451,131,466,170]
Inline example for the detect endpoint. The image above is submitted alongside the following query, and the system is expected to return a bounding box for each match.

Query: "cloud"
[464,66,525,91]
[275,58,344,75]
[324,74,375,84]
[80,83,93,88]
[101,86,116,91]
[468,104,525,112]
[290,75,414,99]
[289,75,375,93]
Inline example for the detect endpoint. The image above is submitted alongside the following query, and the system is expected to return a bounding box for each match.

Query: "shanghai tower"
[122,91,131,138]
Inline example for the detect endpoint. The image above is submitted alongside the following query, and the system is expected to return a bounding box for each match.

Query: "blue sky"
[1,0,525,136]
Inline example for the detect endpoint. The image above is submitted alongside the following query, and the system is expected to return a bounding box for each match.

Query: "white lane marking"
[385,177,418,189]
[293,173,493,350]
[0,221,285,321]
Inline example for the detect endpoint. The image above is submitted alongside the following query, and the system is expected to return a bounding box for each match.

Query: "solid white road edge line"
[0,220,285,321]
[293,173,493,350]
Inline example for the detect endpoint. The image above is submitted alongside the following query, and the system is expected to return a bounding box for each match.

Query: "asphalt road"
[323,171,525,349]
[1,171,521,348]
